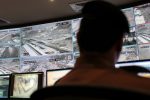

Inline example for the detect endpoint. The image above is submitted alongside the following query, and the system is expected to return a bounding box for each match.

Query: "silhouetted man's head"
[77,0,129,53]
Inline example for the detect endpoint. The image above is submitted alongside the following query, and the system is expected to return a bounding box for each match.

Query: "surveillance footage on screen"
[0,28,20,45]
[122,8,135,27]
[20,53,74,73]
[0,45,19,58]
[21,21,73,57]
[134,3,150,25]
[122,27,137,46]
[118,3,150,62]
[12,74,39,98]
[138,44,150,60]
[136,23,150,44]
[0,2,150,98]
[0,59,20,74]
[72,18,81,53]
[0,75,10,98]
[118,45,139,62]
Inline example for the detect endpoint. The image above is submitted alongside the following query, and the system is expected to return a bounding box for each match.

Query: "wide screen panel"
[21,20,73,57]
[0,28,20,45]
[10,72,43,98]
[20,54,73,72]
[118,3,150,62]
[46,68,71,86]
[0,75,10,98]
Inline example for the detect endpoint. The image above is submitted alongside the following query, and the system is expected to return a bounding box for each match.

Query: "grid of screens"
[72,3,150,63]
[0,19,81,74]
[10,72,43,98]
[0,75,10,98]
[46,68,71,86]
[0,3,149,74]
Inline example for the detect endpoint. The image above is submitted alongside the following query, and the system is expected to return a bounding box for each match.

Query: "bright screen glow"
[47,69,71,86]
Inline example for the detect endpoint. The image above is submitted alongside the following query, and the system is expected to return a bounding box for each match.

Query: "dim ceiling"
[0,0,141,27]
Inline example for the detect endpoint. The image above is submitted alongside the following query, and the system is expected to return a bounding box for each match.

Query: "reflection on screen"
[47,69,71,86]
[0,75,10,98]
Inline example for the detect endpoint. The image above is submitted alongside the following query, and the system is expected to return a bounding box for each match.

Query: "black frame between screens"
[119,0,150,9]
[46,68,72,86]
[9,72,43,99]
[0,74,11,99]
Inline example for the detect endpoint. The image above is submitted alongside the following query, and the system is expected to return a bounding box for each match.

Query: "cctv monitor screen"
[118,3,150,62]
[10,72,43,98]
[21,20,73,57]
[20,20,75,73]
[46,68,71,86]
[0,75,10,98]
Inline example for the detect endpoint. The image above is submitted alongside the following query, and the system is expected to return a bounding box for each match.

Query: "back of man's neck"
[75,52,116,69]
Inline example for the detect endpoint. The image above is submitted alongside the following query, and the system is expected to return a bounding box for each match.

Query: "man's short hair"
[77,0,129,53]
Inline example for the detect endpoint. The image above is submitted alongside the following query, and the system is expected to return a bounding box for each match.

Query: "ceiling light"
[49,0,54,2]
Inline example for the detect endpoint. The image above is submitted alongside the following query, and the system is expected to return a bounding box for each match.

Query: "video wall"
[0,1,149,99]
[0,3,149,74]
[0,19,80,74]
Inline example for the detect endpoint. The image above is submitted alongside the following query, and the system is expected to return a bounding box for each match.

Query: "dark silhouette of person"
[55,0,150,94]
